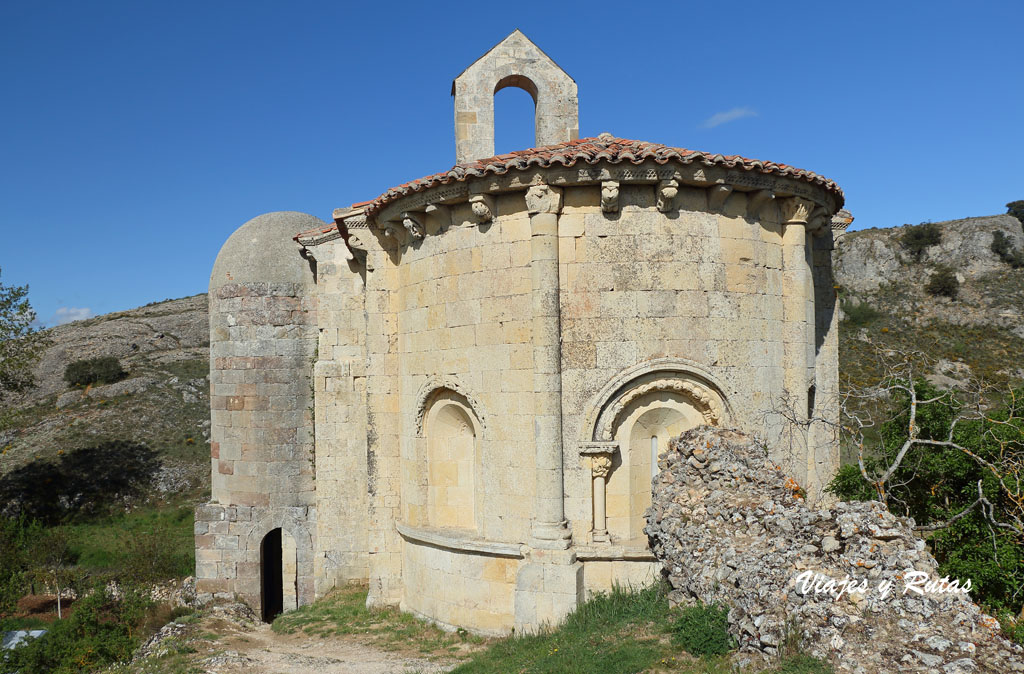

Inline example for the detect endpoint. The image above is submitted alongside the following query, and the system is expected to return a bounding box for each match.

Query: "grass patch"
[452,583,733,674]
[670,603,733,656]
[272,583,482,655]
[770,654,833,673]
[158,359,209,381]
[66,504,194,579]
[840,300,883,327]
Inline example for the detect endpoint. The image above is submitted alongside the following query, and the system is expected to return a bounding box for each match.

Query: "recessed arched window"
[606,389,711,543]
[423,391,481,530]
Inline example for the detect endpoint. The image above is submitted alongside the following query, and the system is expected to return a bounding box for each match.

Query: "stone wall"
[307,238,370,595]
[647,426,1024,673]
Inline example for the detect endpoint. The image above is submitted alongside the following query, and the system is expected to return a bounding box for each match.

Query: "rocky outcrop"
[646,426,1024,673]
[18,294,209,407]
[835,214,1023,294]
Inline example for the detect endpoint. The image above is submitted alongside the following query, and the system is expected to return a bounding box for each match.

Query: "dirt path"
[204,622,459,674]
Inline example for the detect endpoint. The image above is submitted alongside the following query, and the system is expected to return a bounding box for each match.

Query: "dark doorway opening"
[260,528,283,623]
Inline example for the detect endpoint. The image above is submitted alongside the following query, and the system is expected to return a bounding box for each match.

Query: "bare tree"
[31,526,75,619]
[838,344,1024,541]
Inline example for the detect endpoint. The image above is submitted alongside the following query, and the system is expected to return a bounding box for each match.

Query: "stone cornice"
[364,157,840,248]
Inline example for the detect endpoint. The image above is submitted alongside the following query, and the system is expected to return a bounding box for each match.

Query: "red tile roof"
[365,135,844,218]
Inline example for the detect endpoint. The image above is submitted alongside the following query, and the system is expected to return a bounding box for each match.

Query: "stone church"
[195,30,851,634]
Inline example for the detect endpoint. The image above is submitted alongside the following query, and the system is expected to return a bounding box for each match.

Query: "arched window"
[423,391,480,530]
[605,389,714,543]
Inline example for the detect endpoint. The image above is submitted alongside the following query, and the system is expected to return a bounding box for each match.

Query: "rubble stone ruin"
[195,30,851,634]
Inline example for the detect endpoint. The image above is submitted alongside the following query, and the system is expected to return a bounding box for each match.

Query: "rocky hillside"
[835,213,1024,389]
[0,295,211,508]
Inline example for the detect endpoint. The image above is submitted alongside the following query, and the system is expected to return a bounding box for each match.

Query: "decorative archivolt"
[595,375,725,442]
[412,375,487,438]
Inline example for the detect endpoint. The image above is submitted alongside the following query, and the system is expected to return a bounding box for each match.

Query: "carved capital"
[525,184,563,215]
[600,180,620,213]
[401,212,425,240]
[807,206,829,236]
[592,454,612,479]
[779,197,815,225]
[657,179,679,213]
[469,194,495,224]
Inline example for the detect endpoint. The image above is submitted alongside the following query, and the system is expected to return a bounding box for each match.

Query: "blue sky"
[2,1,1022,326]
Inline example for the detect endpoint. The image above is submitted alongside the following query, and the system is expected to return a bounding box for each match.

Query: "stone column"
[780,197,815,484]
[579,443,619,543]
[526,184,572,549]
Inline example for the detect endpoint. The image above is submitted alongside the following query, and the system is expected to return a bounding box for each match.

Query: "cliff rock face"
[18,294,209,407]
[834,214,1024,390]
[647,426,1024,674]
[835,214,1024,294]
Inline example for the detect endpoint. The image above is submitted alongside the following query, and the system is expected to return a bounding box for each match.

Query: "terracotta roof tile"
[365,135,843,218]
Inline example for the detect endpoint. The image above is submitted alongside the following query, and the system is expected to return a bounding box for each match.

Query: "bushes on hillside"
[0,441,160,523]
[992,231,1024,268]
[2,584,150,674]
[1008,200,1024,230]
[925,267,959,299]
[840,300,882,327]
[900,221,942,261]
[64,356,126,388]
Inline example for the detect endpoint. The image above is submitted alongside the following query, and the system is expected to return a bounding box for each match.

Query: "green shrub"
[1000,614,1024,646]
[840,300,882,327]
[925,267,959,299]
[63,356,126,388]
[992,231,1024,268]
[2,584,150,673]
[670,602,734,657]
[828,381,1024,613]
[1008,200,1024,230]
[900,221,942,261]
[773,654,834,673]
[0,516,44,612]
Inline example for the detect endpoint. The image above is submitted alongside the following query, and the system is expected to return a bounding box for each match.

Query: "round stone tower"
[196,211,321,618]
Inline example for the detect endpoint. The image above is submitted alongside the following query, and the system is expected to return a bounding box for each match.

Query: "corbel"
[747,189,774,219]
[707,184,734,211]
[425,203,452,232]
[600,180,620,213]
[401,211,426,241]
[469,194,496,224]
[656,179,679,213]
[381,220,406,245]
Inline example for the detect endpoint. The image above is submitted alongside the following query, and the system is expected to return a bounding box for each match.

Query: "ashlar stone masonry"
[195,30,851,634]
